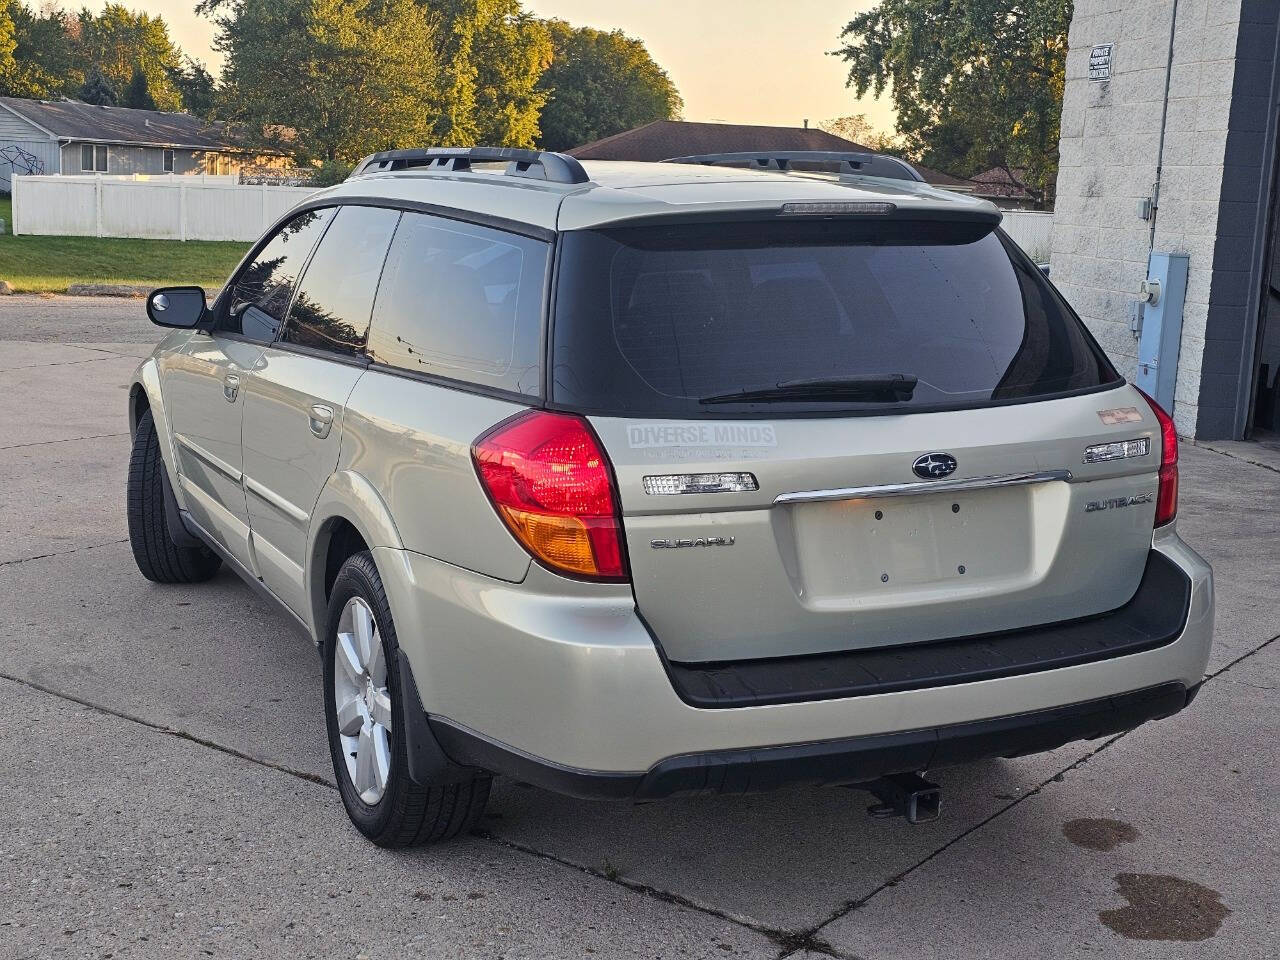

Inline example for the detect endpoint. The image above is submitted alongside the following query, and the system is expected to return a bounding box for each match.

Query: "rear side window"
[551,220,1120,416]
[280,205,400,357]
[367,212,548,395]
[223,208,334,342]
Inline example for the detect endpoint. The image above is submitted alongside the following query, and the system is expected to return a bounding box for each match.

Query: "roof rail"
[349,147,590,185]
[661,150,924,183]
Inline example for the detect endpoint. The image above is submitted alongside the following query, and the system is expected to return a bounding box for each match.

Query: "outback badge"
[1086,493,1154,512]
[912,452,958,479]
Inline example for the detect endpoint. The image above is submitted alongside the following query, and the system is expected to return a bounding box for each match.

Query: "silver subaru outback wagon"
[127,147,1213,845]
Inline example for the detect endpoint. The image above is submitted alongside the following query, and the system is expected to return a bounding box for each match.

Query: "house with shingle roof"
[0,95,288,188]
[965,166,1043,209]
[567,119,969,191]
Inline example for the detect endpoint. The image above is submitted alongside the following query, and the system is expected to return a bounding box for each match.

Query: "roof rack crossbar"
[349,147,590,185]
[661,150,925,184]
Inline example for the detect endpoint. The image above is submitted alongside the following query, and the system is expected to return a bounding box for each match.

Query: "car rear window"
[550,219,1120,417]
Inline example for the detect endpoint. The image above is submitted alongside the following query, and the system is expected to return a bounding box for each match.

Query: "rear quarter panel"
[338,368,533,582]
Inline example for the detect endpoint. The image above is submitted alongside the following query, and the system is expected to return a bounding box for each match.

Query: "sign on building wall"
[1089,44,1114,82]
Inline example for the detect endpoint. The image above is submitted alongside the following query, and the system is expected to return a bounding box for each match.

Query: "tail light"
[1137,389,1178,527]
[472,410,629,581]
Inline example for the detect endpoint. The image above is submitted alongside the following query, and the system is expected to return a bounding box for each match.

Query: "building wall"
[1052,0,1245,436]
[0,109,42,141]
[56,142,285,177]
[0,107,62,185]
[0,138,61,185]
[60,142,209,175]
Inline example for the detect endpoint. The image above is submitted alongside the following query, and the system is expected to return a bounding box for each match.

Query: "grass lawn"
[0,195,250,294]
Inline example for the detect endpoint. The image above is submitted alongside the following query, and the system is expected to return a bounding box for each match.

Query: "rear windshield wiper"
[699,374,918,405]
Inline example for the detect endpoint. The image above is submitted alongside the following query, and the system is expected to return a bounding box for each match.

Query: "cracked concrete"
[1,301,1277,958]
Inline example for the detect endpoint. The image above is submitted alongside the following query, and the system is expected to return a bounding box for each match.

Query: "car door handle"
[309,404,334,439]
[223,374,240,402]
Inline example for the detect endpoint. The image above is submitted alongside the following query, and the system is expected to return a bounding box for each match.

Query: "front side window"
[367,212,547,395]
[280,205,400,357]
[551,220,1120,416]
[220,208,334,342]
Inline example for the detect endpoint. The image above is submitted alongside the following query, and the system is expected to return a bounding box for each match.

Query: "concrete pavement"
[1,296,1276,959]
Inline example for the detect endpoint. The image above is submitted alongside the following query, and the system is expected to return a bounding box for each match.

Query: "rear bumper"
[429,681,1197,800]
[665,549,1191,708]
[375,528,1213,794]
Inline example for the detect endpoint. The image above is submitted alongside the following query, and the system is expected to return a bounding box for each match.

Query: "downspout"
[1149,0,1181,250]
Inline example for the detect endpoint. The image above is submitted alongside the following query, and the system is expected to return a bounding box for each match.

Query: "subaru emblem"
[912,452,957,480]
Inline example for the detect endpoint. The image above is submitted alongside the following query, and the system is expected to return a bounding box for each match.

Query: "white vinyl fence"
[10,172,1058,257]
[1000,210,1054,263]
[11,174,320,241]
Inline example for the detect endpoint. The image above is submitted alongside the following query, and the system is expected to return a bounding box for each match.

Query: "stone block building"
[1052,0,1280,441]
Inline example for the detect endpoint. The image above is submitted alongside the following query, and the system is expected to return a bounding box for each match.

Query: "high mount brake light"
[472,410,629,581]
[1137,388,1178,527]
[779,200,896,217]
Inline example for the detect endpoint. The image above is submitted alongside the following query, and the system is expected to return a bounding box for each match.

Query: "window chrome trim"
[774,469,1073,505]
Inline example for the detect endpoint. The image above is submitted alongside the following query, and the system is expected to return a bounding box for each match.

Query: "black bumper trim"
[664,550,1192,709]
[429,681,1193,801]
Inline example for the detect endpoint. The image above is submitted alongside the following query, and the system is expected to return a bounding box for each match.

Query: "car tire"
[324,551,491,847]
[127,408,222,584]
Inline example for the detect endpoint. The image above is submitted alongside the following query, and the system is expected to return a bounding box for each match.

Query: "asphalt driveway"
[1,295,1276,958]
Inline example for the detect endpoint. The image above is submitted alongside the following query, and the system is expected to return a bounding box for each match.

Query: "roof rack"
[661,151,924,184]
[349,147,590,185]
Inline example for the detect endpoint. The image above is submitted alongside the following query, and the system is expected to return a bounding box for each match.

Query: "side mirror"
[147,286,207,329]
[1037,262,1051,279]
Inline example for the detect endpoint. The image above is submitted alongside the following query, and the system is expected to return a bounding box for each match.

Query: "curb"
[65,283,153,298]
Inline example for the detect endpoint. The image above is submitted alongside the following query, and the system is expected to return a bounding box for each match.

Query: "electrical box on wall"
[1135,252,1189,411]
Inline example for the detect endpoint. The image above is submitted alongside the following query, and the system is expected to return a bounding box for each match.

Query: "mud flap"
[160,464,206,550]
[396,650,476,785]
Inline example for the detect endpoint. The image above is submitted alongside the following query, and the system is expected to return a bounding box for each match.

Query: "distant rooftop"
[567,120,968,189]
[967,166,1039,201]
[0,95,285,154]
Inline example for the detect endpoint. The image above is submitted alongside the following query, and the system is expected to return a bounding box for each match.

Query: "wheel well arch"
[129,382,151,438]
[310,514,371,640]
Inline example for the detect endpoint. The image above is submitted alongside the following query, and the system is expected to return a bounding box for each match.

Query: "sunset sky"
[94,0,896,135]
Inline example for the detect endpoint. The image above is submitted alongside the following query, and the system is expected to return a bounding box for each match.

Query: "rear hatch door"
[552,215,1159,663]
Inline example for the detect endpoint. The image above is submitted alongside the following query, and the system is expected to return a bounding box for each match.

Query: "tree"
[166,57,217,118]
[78,68,117,106]
[215,0,440,163]
[0,2,77,99]
[429,0,551,148]
[819,113,902,153]
[1,3,199,106]
[468,6,550,147]
[76,4,184,110]
[536,20,681,152]
[833,0,1070,206]
[0,4,17,91]
[122,63,155,109]
[199,0,556,152]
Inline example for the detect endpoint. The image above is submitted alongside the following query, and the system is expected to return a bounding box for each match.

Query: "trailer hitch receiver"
[864,772,942,824]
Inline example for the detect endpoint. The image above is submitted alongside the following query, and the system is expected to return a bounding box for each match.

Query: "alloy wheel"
[333,596,393,804]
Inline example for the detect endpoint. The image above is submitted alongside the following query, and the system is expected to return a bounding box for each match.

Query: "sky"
[91,0,895,135]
